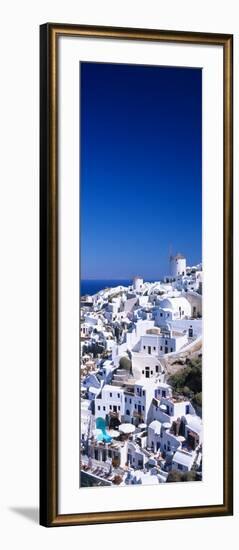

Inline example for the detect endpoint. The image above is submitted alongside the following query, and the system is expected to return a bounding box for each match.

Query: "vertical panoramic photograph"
[80,62,202,488]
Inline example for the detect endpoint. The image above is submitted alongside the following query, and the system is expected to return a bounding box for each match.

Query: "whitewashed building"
[172,449,196,472]
[127,441,147,469]
[98,360,118,385]
[131,352,164,380]
[155,296,192,323]
[133,276,144,293]
[170,254,186,279]
[150,395,195,425]
[124,380,156,425]
[147,420,162,452]
[182,414,203,448]
[95,385,125,421]
[138,327,188,356]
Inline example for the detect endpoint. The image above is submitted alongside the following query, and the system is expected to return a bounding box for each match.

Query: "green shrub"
[119,356,132,372]
[193,392,202,407]
[168,359,202,401]
[166,470,183,483]
[181,471,199,482]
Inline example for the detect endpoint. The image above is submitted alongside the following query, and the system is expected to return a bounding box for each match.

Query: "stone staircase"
[112,368,129,387]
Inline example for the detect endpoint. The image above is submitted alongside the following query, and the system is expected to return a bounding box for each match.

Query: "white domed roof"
[159,296,190,311]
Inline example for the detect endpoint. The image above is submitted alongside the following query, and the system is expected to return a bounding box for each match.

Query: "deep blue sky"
[80,62,202,280]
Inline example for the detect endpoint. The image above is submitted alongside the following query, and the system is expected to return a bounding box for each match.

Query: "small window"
[98,406,100,410]
[103,406,106,411]
[142,406,145,411]
[143,345,146,349]
[142,370,145,375]
[165,340,168,345]
[117,393,120,398]
[135,404,137,409]
[125,397,127,402]
[151,370,153,375]
[129,398,132,404]
[170,347,173,352]
[153,346,156,351]
[160,346,163,351]
[118,405,120,411]
[142,390,145,396]
[160,313,163,317]
[109,405,112,410]
[178,464,183,471]
[156,365,159,373]
[110,392,112,397]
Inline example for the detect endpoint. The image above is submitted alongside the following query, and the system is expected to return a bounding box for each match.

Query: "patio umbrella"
[108,429,120,438]
[118,423,136,434]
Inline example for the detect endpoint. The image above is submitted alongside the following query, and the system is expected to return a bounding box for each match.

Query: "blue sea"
[81,279,132,297]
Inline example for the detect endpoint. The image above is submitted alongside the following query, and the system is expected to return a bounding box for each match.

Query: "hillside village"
[80,254,203,487]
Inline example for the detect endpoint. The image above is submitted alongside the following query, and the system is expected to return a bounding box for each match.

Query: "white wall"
[0,0,238,548]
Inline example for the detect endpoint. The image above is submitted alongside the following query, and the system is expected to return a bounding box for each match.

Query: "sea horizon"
[80,278,159,297]
[81,278,134,297]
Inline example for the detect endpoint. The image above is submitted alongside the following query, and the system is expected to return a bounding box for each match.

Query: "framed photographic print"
[40,23,233,526]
